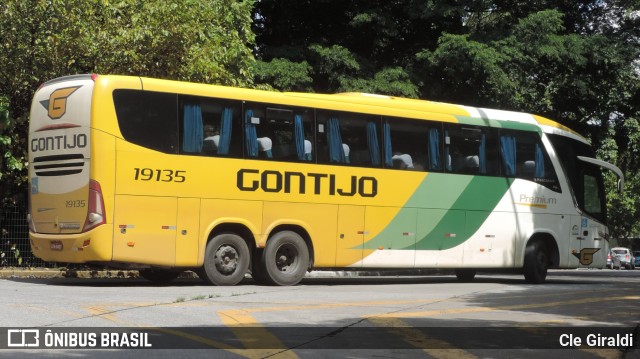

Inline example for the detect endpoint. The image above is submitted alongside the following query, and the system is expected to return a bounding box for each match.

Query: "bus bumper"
[29,225,113,263]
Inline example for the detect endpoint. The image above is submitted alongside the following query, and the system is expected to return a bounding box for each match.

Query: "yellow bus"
[28,74,623,285]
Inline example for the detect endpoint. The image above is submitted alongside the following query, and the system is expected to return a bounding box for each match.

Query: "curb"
[0,268,145,279]
[0,268,452,280]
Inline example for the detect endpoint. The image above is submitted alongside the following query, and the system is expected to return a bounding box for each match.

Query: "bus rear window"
[113,90,178,153]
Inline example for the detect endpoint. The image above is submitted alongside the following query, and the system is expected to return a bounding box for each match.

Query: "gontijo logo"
[39,86,82,119]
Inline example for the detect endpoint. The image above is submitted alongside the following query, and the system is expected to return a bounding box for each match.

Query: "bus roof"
[98,74,588,143]
[283,91,586,142]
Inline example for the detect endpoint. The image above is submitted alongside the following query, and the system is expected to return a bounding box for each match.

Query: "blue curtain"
[383,121,392,167]
[535,143,545,177]
[428,128,440,170]
[445,130,451,171]
[500,135,517,176]
[182,102,203,153]
[244,109,258,157]
[479,133,487,174]
[366,122,380,166]
[327,117,346,163]
[217,107,233,155]
[294,114,305,160]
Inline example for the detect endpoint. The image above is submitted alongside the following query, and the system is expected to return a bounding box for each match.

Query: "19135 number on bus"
[134,168,186,182]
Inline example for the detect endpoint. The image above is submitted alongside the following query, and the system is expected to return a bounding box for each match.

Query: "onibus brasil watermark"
[6,328,152,349]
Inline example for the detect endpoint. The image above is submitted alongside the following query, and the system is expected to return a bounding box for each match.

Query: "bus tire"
[139,268,181,283]
[523,240,548,284]
[250,253,273,285]
[202,233,250,286]
[260,231,309,286]
[455,268,476,282]
[250,266,273,285]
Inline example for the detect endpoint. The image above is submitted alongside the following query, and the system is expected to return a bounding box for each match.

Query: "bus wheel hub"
[215,245,238,274]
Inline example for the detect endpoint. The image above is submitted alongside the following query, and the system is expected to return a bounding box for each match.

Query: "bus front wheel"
[202,233,250,286]
[523,240,548,284]
[259,231,309,286]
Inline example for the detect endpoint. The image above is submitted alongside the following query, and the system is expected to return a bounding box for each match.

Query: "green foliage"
[340,67,419,98]
[91,0,255,86]
[307,44,362,91]
[254,0,639,237]
[0,96,26,201]
[254,59,313,91]
[417,33,514,107]
[603,118,640,238]
[0,0,256,201]
[253,0,428,96]
[1,0,639,238]
[10,244,22,266]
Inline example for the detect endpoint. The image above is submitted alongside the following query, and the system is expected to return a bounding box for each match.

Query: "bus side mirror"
[617,178,624,193]
[576,156,624,194]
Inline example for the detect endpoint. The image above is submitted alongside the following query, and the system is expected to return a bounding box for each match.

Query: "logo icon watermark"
[7,329,39,347]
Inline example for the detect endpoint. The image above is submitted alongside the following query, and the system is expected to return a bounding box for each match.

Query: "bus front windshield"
[548,134,607,223]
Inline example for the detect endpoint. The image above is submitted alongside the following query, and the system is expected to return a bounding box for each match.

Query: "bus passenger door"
[175,198,200,267]
[569,167,608,268]
[335,205,365,268]
[570,215,605,268]
[113,195,177,266]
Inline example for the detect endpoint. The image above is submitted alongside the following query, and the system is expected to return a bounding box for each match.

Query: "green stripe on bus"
[455,116,542,133]
[413,176,515,250]
[361,174,514,250]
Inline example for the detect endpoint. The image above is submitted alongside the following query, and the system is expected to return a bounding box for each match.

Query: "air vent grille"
[33,154,85,176]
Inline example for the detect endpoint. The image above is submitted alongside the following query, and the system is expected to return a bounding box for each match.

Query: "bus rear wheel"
[523,240,548,284]
[259,231,309,286]
[202,233,250,286]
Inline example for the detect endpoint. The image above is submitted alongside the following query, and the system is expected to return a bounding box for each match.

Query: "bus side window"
[343,116,376,166]
[180,96,241,157]
[384,116,441,171]
[115,89,178,154]
[317,111,377,167]
[244,104,313,162]
[181,100,204,154]
[500,130,542,178]
[293,112,314,162]
[445,124,498,175]
[289,110,314,162]
[323,115,348,164]
[244,107,263,159]
[500,130,560,191]
[217,106,242,157]
[427,127,442,171]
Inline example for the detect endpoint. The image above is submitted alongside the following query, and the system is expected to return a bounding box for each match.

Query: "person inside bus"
[203,124,220,153]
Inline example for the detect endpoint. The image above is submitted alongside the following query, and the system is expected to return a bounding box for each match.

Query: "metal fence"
[0,204,51,268]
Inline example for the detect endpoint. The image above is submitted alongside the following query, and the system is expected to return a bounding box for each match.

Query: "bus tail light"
[83,179,106,232]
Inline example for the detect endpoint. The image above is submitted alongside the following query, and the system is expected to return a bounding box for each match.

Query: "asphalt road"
[1,269,638,358]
